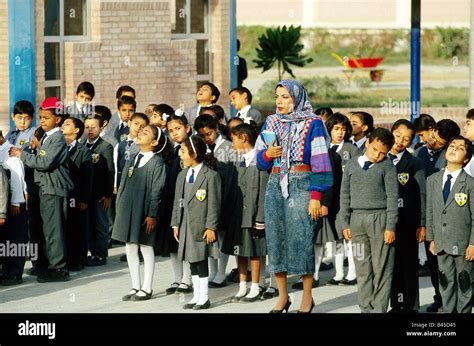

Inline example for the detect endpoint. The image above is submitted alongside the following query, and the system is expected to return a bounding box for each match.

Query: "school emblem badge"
[455,193,468,207]
[39,149,46,156]
[397,173,409,185]
[128,167,134,177]
[120,134,128,142]
[91,153,100,164]
[19,139,25,145]
[196,189,206,202]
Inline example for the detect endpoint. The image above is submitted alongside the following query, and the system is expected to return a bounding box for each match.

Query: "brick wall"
[64,0,197,113]
[0,0,9,133]
[210,0,231,113]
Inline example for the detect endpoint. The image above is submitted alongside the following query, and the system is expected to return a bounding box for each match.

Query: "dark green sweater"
[339,156,399,231]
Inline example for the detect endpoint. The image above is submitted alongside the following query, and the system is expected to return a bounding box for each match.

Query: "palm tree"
[253,25,313,81]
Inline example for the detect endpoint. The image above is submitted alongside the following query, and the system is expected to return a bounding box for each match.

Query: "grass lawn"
[253,87,468,112]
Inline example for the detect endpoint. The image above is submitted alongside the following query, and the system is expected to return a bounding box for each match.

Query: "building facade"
[1,0,233,132]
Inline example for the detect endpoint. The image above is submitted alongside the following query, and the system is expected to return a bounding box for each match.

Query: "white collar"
[443,167,463,181]
[358,154,374,169]
[46,127,60,137]
[238,105,251,116]
[242,148,257,166]
[76,101,84,112]
[186,162,204,181]
[214,135,225,151]
[86,136,100,145]
[69,140,77,149]
[353,136,367,149]
[330,141,344,152]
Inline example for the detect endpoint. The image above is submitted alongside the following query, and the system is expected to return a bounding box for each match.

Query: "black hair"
[147,125,174,166]
[237,39,241,51]
[183,135,217,170]
[230,123,258,146]
[325,112,352,141]
[209,105,226,122]
[117,96,136,110]
[229,87,253,104]
[228,117,244,127]
[434,119,461,142]
[76,81,95,99]
[13,100,35,117]
[194,114,219,132]
[315,107,333,118]
[130,112,149,124]
[368,127,395,149]
[199,82,220,103]
[351,111,374,135]
[93,105,112,123]
[446,135,473,165]
[116,85,136,99]
[414,113,436,132]
[153,104,175,117]
[466,109,474,120]
[85,114,106,128]
[391,119,416,140]
[66,117,85,139]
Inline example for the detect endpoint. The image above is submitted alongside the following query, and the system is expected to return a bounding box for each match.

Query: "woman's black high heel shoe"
[269,296,291,313]
[297,299,315,313]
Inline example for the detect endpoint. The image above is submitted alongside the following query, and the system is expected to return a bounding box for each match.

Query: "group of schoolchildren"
[0,79,473,313]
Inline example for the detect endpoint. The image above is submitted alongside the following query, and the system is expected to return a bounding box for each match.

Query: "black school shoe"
[339,278,357,286]
[209,280,227,288]
[1,276,23,286]
[261,286,279,300]
[86,256,107,267]
[37,269,70,283]
[193,299,211,310]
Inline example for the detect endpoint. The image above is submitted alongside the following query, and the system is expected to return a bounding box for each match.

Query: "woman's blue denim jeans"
[265,172,319,275]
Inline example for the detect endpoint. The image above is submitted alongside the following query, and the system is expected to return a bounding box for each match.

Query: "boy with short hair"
[84,112,115,266]
[61,117,93,271]
[426,136,474,313]
[388,119,426,312]
[187,82,220,126]
[66,81,95,121]
[339,128,399,313]
[414,118,460,312]
[229,87,263,125]
[102,85,136,147]
[6,100,36,147]
[10,97,73,282]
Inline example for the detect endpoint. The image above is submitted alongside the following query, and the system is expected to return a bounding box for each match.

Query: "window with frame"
[171,0,211,85]
[44,0,89,100]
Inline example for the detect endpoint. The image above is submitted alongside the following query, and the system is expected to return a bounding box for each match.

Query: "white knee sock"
[182,261,192,286]
[345,240,357,280]
[314,244,324,280]
[188,275,200,304]
[246,283,260,299]
[333,241,344,281]
[197,277,209,305]
[236,281,248,298]
[259,257,266,287]
[139,245,155,294]
[208,258,218,282]
[125,243,141,290]
[213,253,229,283]
[170,253,182,284]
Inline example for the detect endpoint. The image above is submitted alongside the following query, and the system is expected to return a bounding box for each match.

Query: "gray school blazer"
[171,165,222,241]
[20,130,73,197]
[426,169,474,256]
[0,167,9,219]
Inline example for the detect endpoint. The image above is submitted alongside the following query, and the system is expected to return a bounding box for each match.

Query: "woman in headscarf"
[256,79,333,313]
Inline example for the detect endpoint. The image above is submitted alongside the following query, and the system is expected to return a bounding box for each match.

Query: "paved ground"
[1,245,469,314]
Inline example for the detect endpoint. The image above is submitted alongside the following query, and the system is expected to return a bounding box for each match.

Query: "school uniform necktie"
[240,156,246,167]
[85,142,94,149]
[388,153,397,161]
[9,130,19,145]
[330,145,339,153]
[126,140,133,147]
[443,174,452,203]
[134,153,144,169]
[40,133,48,145]
[189,168,195,183]
[208,143,216,154]
[175,144,181,156]
[362,161,372,171]
[236,112,241,118]
[119,123,125,132]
